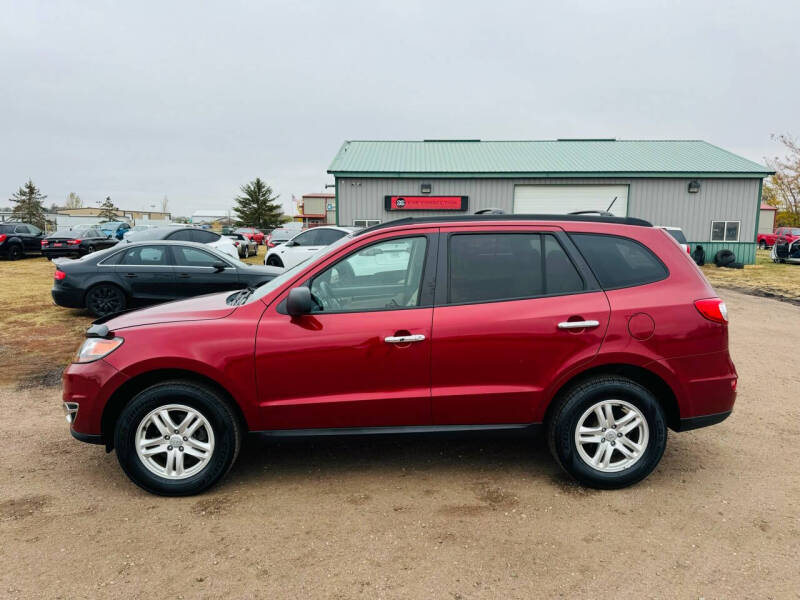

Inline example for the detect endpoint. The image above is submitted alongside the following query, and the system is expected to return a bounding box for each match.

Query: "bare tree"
[765,134,800,226]
[65,192,83,209]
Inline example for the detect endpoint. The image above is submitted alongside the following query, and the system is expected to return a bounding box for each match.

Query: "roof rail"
[354,214,653,235]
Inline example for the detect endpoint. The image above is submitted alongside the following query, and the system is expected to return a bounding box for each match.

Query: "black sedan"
[42,226,118,259]
[52,240,283,316]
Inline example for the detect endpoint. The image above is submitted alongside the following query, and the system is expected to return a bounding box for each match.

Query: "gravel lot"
[1,289,798,599]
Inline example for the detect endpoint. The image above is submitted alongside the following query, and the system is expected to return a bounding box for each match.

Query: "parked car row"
[757,226,800,249]
[61,214,737,496]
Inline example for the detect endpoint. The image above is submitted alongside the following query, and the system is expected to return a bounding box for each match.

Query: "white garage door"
[513,185,629,217]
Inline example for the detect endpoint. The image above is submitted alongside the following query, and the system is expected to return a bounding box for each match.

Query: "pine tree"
[98,196,119,221]
[233,178,284,229]
[9,180,47,228]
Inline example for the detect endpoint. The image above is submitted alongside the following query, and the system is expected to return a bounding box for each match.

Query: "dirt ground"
[1,288,799,599]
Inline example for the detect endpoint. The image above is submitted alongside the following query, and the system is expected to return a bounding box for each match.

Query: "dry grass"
[0,256,92,387]
[0,246,267,386]
[702,249,800,303]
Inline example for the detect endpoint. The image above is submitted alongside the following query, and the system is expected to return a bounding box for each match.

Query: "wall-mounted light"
[420,183,432,194]
[688,180,701,193]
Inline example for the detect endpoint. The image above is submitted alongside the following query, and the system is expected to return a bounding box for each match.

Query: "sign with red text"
[384,196,468,211]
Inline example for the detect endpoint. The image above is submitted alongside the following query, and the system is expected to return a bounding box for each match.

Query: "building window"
[710,221,740,242]
[353,219,381,228]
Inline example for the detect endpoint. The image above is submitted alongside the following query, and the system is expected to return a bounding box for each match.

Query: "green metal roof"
[327,140,772,178]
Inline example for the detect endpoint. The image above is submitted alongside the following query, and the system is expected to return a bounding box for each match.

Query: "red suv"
[62,215,737,495]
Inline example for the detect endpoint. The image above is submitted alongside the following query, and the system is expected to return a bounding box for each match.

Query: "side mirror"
[212,262,227,272]
[286,287,312,317]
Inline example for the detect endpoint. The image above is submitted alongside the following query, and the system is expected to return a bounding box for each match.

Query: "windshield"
[270,229,295,241]
[249,234,354,302]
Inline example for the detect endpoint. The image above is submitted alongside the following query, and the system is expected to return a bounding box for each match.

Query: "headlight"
[74,337,124,363]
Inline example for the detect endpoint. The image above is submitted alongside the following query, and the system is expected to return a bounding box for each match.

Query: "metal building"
[327,139,773,264]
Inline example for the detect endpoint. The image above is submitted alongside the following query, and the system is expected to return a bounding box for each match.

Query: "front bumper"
[62,359,129,442]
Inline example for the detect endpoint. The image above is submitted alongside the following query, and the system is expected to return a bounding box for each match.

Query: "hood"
[99,291,236,331]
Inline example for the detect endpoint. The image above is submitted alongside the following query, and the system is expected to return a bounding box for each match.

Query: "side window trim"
[434,230,597,307]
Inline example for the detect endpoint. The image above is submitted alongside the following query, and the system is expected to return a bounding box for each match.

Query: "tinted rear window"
[270,230,294,240]
[0,224,14,233]
[571,233,668,289]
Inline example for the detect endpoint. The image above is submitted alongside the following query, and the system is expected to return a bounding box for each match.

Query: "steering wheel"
[317,281,342,310]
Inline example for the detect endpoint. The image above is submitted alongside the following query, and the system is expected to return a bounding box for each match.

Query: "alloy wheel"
[87,285,124,315]
[135,404,215,480]
[574,399,649,472]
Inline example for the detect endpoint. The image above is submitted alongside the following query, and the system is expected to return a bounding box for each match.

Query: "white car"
[123,226,239,260]
[657,226,690,254]
[264,226,356,269]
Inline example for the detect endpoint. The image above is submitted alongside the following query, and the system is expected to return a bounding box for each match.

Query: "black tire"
[114,380,242,496]
[266,255,283,267]
[85,283,126,316]
[759,240,767,250]
[87,245,96,254]
[547,376,667,489]
[713,249,736,267]
[8,244,23,260]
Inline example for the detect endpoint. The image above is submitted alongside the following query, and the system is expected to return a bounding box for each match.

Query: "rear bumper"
[52,287,85,309]
[42,248,82,258]
[676,409,732,431]
[650,350,737,423]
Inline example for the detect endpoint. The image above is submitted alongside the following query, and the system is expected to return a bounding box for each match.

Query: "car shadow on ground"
[230,430,560,483]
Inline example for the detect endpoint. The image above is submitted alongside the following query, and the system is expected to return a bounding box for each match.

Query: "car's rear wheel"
[547,376,667,489]
[8,244,23,260]
[266,255,283,267]
[85,283,126,316]
[114,381,242,496]
[87,245,96,254]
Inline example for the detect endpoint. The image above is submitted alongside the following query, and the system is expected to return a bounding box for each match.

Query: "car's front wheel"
[547,376,667,489]
[759,240,767,250]
[266,254,283,267]
[114,381,242,496]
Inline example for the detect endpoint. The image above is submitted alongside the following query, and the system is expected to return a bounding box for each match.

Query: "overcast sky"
[1,0,798,217]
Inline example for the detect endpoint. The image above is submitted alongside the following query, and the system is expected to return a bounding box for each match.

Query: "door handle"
[178,273,191,278]
[384,334,426,343]
[557,320,600,330]
[123,273,137,278]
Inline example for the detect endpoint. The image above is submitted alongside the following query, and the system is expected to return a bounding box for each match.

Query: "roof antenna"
[606,196,618,213]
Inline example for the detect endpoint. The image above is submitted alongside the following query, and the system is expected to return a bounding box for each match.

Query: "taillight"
[41,239,48,246]
[67,239,81,245]
[0,234,6,244]
[234,241,240,246]
[695,298,728,324]
[685,245,691,254]
[54,270,66,281]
